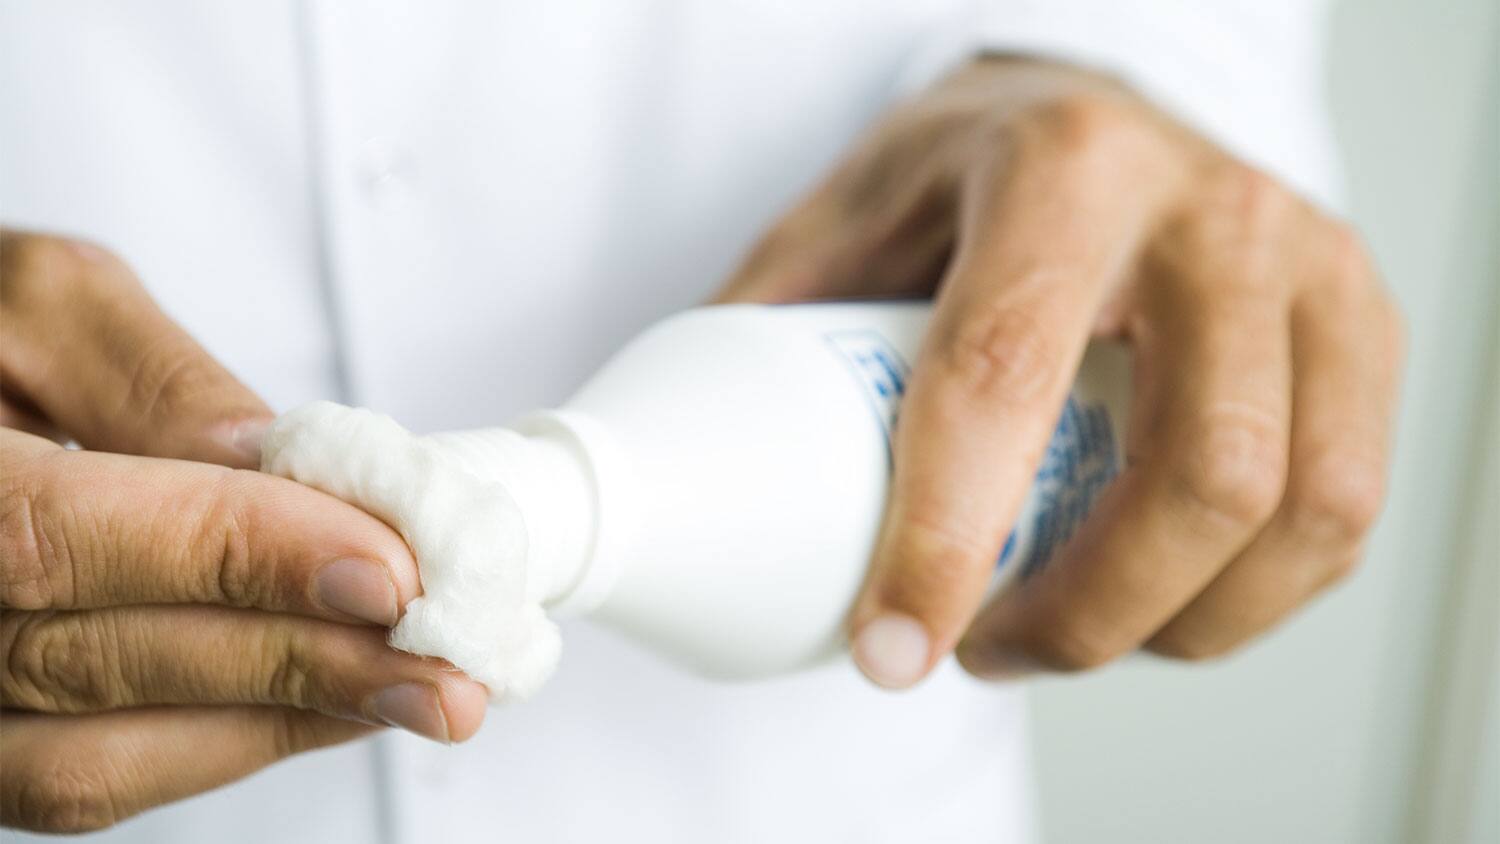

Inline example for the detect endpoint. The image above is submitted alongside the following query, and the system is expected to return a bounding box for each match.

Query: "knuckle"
[267,708,348,758]
[119,333,220,426]
[1175,164,1297,268]
[1025,615,1121,672]
[880,513,994,609]
[268,708,305,757]
[936,303,1060,408]
[191,471,266,608]
[259,627,319,709]
[1171,410,1287,532]
[1211,164,1295,230]
[0,233,124,311]
[11,758,123,834]
[1289,447,1387,544]
[0,462,66,610]
[1017,94,1139,163]
[2,612,119,710]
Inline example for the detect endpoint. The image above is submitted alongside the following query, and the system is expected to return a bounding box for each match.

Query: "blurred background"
[1028,1,1499,842]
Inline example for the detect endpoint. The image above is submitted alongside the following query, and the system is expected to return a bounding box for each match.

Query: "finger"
[957,225,1294,678]
[0,231,271,468]
[715,139,960,304]
[0,706,374,834]
[0,429,421,624]
[0,393,64,442]
[849,122,1160,689]
[1146,238,1402,657]
[0,606,490,743]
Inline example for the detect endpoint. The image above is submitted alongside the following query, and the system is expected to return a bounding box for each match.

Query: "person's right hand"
[0,230,489,834]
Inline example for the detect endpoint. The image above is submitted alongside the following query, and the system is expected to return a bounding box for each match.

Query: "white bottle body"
[521,302,1131,680]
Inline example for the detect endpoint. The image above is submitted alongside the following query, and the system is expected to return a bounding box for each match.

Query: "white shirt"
[0,2,1336,841]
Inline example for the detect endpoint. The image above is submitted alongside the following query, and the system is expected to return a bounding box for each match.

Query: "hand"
[719,58,1403,688]
[0,231,489,833]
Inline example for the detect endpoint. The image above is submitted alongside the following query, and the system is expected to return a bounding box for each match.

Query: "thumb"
[1,232,272,468]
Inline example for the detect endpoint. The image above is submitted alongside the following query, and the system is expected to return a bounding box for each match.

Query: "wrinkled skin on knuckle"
[267,707,355,759]
[935,303,1061,411]
[185,469,274,609]
[0,232,237,449]
[3,612,123,711]
[1014,93,1143,165]
[257,618,376,715]
[260,625,322,710]
[7,749,127,834]
[0,447,96,611]
[267,708,308,759]
[1169,409,1288,535]
[0,463,61,611]
[109,325,232,433]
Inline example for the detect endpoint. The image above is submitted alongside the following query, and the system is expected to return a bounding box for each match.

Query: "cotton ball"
[261,401,560,702]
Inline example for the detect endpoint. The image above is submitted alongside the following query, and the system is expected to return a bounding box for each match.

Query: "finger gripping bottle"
[426,301,1131,682]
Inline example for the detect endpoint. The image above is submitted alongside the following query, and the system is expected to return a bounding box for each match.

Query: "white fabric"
[0,1,1335,842]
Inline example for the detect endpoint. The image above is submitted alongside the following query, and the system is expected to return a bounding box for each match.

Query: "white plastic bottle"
[424,301,1132,682]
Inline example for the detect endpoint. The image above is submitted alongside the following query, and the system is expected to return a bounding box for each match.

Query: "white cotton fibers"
[261,401,561,702]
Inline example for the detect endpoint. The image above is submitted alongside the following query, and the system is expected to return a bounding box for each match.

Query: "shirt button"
[356,136,417,204]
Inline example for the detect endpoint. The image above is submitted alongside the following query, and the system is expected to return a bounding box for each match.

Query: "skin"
[0,232,490,834]
[719,57,1404,687]
[0,54,1404,832]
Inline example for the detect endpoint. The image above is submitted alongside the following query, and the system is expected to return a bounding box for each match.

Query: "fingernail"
[370,682,450,743]
[314,558,398,625]
[229,417,270,465]
[852,613,931,690]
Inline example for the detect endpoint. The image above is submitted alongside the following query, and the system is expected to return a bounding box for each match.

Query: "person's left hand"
[718,57,1403,687]
[0,231,489,833]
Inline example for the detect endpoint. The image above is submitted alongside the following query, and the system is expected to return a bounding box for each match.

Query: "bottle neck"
[422,422,598,608]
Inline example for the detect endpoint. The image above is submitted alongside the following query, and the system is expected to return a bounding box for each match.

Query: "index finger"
[0,429,419,624]
[848,124,1158,688]
[0,231,272,468]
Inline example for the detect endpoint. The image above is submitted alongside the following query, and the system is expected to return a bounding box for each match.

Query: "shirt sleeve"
[895,0,1344,210]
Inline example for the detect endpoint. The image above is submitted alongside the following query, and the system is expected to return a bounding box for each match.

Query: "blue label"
[825,330,909,462]
[1006,395,1119,578]
[827,330,1119,577]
